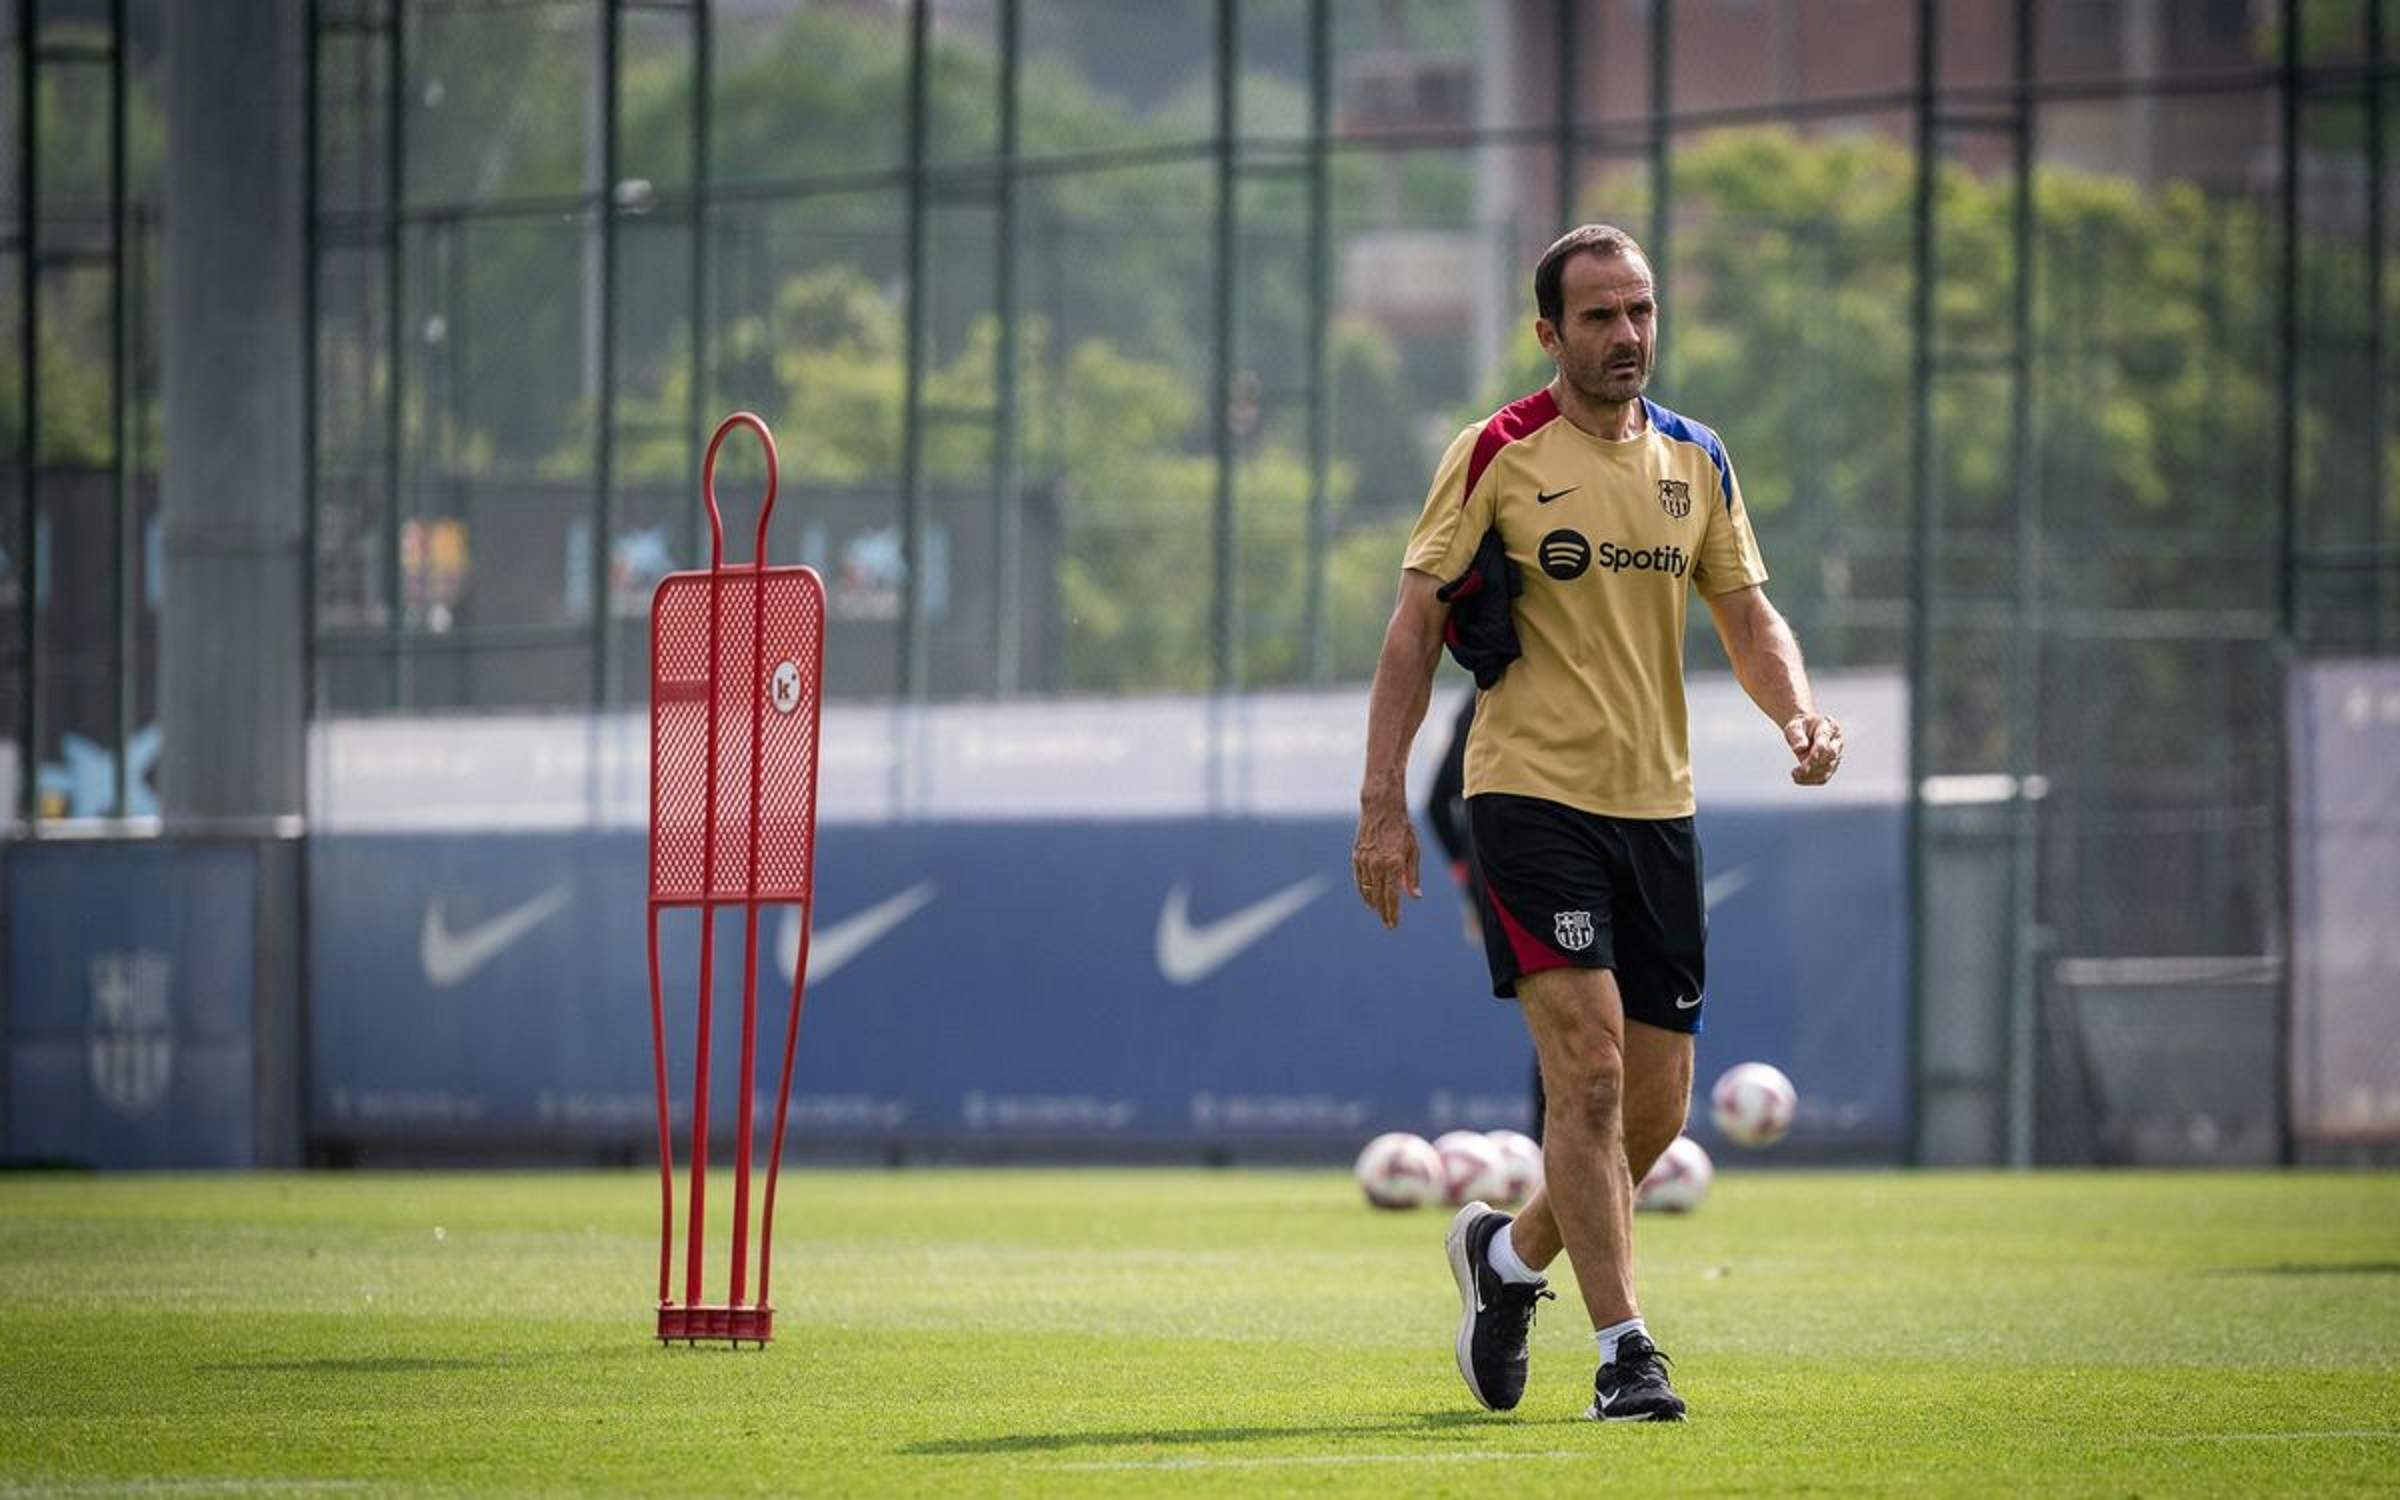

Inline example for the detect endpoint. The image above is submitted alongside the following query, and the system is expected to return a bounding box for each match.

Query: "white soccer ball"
[1483,1129,1543,1208]
[1710,1061,1798,1147]
[1636,1135,1714,1213]
[1431,1129,1510,1207]
[1353,1131,1443,1210]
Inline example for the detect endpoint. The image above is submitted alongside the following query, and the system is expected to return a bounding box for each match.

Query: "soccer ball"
[1636,1135,1714,1213]
[1353,1132,1443,1210]
[1484,1129,1543,1207]
[1710,1061,1798,1147]
[1431,1129,1509,1207]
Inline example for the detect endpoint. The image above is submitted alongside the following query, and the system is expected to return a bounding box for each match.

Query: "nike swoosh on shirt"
[1703,866,1754,911]
[1536,486,1578,504]
[421,884,573,989]
[1156,876,1330,986]
[776,881,940,985]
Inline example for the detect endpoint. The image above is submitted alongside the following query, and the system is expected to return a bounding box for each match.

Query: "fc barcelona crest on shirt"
[1658,478,1692,519]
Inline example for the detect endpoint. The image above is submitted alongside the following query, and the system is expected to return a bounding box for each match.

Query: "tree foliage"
[1476,125,2386,771]
[36,8,2386,706]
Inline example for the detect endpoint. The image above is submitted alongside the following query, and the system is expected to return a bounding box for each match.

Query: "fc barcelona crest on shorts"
[1658,478,1692,519]
[1554,909,1596,952]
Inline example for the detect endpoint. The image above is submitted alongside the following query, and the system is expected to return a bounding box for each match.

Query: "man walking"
[1351,225,1843,1422]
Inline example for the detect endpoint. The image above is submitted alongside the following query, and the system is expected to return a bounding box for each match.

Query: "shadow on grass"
[203,1338,805,1378]
[2207,1261,2400,1278]
[200,1357,526,1375]
[903,1410,1557,1458]
[200,1345,651,1376]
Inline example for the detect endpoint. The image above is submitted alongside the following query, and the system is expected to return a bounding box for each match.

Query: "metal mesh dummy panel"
[649,564,826,905]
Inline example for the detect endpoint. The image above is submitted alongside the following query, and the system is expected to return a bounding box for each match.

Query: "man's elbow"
[1707,594,1758,660]
[1735,591,1787,652]
[1389,574,1446,655]
[1388,618,1443,677]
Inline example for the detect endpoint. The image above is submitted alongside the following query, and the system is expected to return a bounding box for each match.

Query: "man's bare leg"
[1502,967,1635,1324]
[1509,1013,1693,1273]
[1479,969,1688,1418]
[1446,969,1694,1418]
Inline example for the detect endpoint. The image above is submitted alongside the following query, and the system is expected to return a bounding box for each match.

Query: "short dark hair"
[1534,224,1650,325]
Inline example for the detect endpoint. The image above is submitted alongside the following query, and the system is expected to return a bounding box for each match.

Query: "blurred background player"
[1353,224,1843,1423]
[1423,689,1482,950]
[1425,689,1547,1145]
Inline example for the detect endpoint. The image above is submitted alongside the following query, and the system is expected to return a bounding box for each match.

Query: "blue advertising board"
[6,842,260,1167]
[306,806,1904,1159]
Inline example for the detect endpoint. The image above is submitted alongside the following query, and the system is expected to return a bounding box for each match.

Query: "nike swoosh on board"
[1703,866,1753,911]
[421,884,573,989]
[777,881,940,985]
[1155,875,1331,986]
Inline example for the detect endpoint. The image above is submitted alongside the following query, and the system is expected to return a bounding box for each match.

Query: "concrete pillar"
[160,0,307,825]
[2121,0,2162,187]
[1471,0,1518,403]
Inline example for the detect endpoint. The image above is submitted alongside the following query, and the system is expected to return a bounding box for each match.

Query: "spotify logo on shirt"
[1540,530,1693,583]
[1539,529,1592,580]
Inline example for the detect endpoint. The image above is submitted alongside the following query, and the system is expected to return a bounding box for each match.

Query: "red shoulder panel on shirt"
[1458,387,1560,507]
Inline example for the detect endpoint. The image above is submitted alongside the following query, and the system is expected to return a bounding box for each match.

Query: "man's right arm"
[1352,568,1449,928]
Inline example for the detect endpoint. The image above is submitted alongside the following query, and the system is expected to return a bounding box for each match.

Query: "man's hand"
[1352,793,1422,928]
[1354,570,1447,928]
[1783,712,1843,785]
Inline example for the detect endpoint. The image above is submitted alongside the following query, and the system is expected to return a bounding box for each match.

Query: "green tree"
[1485,128,2322,770]
[319,13,2396,705]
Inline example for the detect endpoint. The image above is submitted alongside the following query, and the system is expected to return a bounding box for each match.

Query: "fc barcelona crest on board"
[1658,478,1691,519]
[88,951,174,1118]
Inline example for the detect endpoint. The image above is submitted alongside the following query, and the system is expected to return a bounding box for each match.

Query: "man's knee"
[1623,1087,1687,1175]
[1520,968,1632,1139]
[1619,1022,1694,1160]
[1542,1029,1626,1140]
[1628,1084,1686,1143]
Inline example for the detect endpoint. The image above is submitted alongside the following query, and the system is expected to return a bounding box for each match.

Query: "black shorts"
[1466,792,1709,1033]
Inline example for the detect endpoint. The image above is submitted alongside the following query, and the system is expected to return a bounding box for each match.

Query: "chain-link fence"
[5,0,2397,1161]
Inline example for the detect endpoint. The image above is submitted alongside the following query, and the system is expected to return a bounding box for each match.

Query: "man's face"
[1537,251,1656,407]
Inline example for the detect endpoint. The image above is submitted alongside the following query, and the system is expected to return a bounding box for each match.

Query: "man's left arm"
[1703,585,1842,786]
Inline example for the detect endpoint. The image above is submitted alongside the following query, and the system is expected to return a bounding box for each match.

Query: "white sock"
[1483,1220,1544,1285]
[1595,1316,1647,1367]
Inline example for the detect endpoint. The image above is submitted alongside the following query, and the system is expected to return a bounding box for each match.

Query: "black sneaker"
[1587,1330,1686,1422]
[1445,1201,1553,1412]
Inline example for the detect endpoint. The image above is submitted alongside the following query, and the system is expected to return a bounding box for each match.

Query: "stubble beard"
[1563,347,1650,409]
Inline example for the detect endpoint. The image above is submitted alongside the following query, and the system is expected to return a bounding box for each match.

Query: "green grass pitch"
[1,1168,2395,1496]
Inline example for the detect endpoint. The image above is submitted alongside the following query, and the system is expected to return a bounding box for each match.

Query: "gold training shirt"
[1403,388,1769,819]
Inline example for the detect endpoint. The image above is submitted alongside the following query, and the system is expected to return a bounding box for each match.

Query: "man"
[1423,690,1481,946]
[1351,224,1842,1423]
[1426,689,1547,1143]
